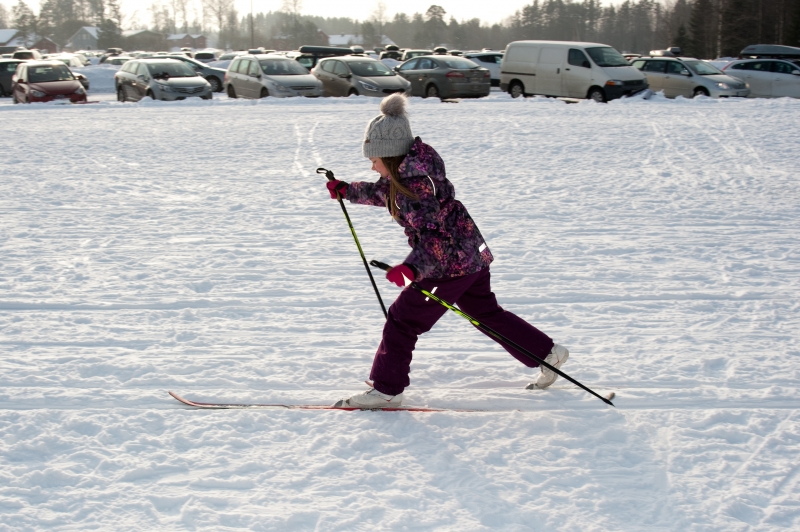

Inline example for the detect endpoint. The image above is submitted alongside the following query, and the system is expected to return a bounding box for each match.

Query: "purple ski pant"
[370,267,554,396]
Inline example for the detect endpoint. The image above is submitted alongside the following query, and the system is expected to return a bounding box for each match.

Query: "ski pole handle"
[316,167,336,182]
[370,260,391,272]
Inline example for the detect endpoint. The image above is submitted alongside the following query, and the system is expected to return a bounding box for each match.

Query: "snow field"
[1,94,799,530]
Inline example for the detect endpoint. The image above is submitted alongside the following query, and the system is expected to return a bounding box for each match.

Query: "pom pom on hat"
[363,94,414,158]
[379,93,407,117]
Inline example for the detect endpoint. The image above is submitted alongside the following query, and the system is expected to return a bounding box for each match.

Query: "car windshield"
[29,64,74,82]
[260,59,308,76]
[585,47,629,67]
[439,58,480,69]
[683,60,724,75]
[147,62,197,78]
[348,61,393,76]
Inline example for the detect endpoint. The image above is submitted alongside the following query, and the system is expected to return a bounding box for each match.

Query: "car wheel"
[0,86,5,97]
[693,87,709,98]
[348,89,358,97]
[587,87,606,102]
[425,84,439,98]
[509,81,524,98]
[260,88,269,98]
[117,88,125,102]
[208,76,222,92]
[146,90,155,100]
[227,85,237,98]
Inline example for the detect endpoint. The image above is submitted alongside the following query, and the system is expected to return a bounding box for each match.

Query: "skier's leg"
[370,273,479,396]
[455,267,554,368]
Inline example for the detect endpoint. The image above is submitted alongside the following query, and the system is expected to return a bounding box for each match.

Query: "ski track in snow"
[1,94,799,530]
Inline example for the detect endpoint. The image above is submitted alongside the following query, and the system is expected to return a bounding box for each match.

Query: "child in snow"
[326,93,569,409]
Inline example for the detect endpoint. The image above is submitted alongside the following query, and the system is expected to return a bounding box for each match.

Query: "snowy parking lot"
[1,94,799,530]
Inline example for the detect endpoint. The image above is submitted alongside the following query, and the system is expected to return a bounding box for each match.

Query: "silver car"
[631,57,749,98]
[225,54,323,99]
[166,54,227,92]
[114,59,213,102]
[313,56,411,97]
[722,59,800,98]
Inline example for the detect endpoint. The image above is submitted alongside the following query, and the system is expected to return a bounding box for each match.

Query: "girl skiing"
[326,93,569,408]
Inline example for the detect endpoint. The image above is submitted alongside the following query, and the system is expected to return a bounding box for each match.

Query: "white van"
[500,41,648,101]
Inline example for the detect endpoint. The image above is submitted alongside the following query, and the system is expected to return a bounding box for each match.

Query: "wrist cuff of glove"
[402,263,418,280]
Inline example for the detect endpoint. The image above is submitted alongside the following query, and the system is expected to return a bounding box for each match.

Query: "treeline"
[3,0,800,58]
[4,0,124,49]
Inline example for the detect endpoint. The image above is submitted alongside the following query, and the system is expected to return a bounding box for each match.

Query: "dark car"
[11,61,87,103]
[313,56,410,97]
[291,45,353,70]
[166,54,227,92]
[395,55,491,99]
[0,59,25,96]
[114,59,212,102]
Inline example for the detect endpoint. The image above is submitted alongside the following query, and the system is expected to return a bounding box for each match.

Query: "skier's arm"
[346,178,389,207]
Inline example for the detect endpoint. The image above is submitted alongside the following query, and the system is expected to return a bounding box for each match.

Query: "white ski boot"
[334,382,404,409]
[526,344,569,390]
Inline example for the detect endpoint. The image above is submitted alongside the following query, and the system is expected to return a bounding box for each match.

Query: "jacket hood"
[398,137,446,182]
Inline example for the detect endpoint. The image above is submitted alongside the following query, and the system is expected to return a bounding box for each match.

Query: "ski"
[169,391,615,412]
[168,391,485,412]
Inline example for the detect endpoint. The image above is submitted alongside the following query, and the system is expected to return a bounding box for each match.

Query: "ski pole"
[369,260,614,407]
[318,168,387,319]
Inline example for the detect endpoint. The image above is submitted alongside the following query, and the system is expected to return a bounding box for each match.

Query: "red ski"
[168,391,486,412]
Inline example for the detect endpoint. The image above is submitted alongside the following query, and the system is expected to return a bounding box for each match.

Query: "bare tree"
[203,0,233,33]
[372,1,387,44]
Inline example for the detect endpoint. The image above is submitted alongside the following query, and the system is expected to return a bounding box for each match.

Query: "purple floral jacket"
[346,137,493,280]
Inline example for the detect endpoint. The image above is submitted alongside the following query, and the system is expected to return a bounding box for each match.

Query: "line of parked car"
[4,41,800,105]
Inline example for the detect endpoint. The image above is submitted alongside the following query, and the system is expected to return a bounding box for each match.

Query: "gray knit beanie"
[362,93,414,158]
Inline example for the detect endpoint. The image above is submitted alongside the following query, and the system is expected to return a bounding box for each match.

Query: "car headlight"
[358,80,379,91]
[271,83,292,93]
[605,80,624,86]
[745,82,750,89]
[714,82,730,90]
[31,89,47,97]
[156,83,174,93]
[75,86,86,95]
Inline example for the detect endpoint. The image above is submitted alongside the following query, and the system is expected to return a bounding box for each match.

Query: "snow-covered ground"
[1,94,799,530]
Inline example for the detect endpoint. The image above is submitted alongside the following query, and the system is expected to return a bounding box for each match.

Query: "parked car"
[12,49,43,60]
[194,50,219,63]
[114,59,213,102]
[722,59,800,98]
[631,56,749,98]
[738,44,800,64]
[166,54,227,92]
[106,56,133,66]
[501,41,648,101]
[99,48,124,63]
[400,49,432,61]
[0,59,25,97]
[225,54,323,98]
[313,56,411,97]
[291,46,353,70]
[395,55,491,99]
[464,51,503,86]
[219,51,245,61]
[48,55,90,90]
[11,61,87,103]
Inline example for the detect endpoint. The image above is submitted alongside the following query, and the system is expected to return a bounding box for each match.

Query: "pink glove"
[326,180,348,199]
[386,264,415,287]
